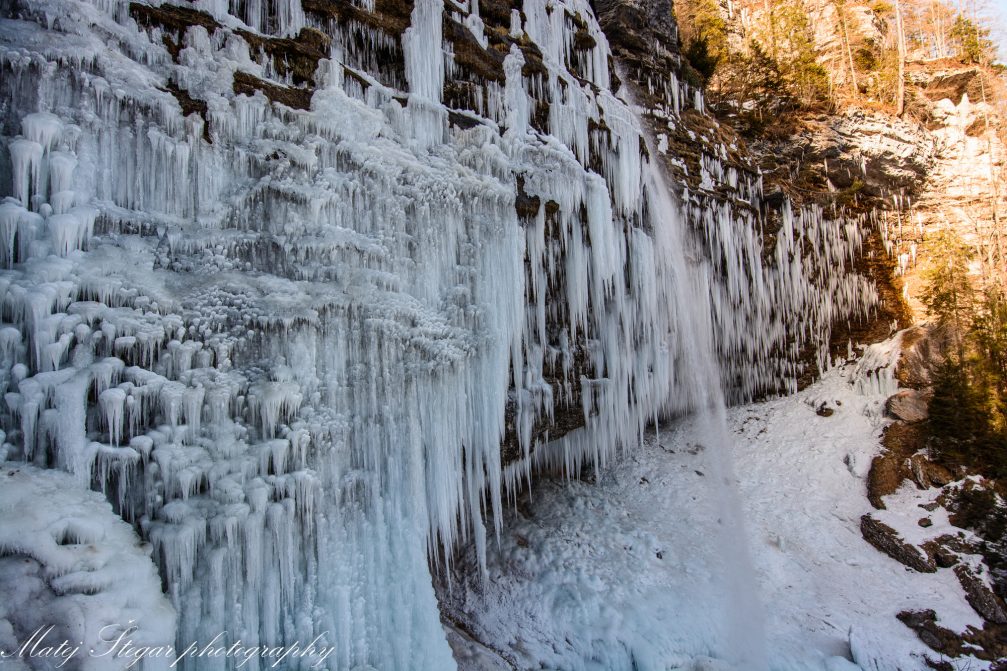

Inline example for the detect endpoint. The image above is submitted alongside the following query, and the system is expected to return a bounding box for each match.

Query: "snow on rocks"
[443,356,992,671]
[860,513,937,573]
[0,463,176,671]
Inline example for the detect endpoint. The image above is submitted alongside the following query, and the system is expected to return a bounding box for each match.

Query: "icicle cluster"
[629,60,882,400]
[0,0,882,668]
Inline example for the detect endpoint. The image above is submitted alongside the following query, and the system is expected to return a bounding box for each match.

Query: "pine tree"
[920,230,975,351]
[677,0,728,82]
[950,14,996,65]
[922,232,1007,477]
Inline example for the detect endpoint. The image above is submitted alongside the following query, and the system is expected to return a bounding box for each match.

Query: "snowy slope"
[0,463,176,671]
[444,354,987,671]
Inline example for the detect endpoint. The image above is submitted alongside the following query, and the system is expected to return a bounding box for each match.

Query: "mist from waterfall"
[640,99,769,670]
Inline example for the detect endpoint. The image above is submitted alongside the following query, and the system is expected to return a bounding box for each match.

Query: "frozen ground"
[444,356,988,671]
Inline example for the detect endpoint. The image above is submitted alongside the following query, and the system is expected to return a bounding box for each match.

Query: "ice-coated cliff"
[0,0,883,667]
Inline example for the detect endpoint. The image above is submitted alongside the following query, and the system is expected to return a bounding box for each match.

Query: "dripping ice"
[0,0,881,668]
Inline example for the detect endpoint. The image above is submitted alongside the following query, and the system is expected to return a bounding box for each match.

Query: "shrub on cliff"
[685,35,719,84]
[677,0,727,84]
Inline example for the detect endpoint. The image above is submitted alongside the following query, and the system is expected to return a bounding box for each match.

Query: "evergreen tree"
[950,14,996,64]
[685,35,720,83]
[920,229,974,351]
[677,0,728,82]
[921,232,1007,477]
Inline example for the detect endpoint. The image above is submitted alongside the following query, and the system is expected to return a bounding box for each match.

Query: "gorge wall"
[720,0,1007,322]
[0,0,890,668]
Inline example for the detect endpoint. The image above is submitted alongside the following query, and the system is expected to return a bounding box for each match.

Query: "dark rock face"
[160,81,211,142]
[131,4,331,116]
[594,0,867,402]
[955,565,1007,625]
[594,0,678,65]
[236,27,333,86]
[300,0,413,87]
[129,2,221,47]
[232,71,314,110]
[301,0,414,35]
[860,514,937,573]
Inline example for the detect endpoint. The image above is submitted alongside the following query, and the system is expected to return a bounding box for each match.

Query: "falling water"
[640,101,769,670]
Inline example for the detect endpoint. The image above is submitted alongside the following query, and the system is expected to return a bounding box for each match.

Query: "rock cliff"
[0,0,930,667]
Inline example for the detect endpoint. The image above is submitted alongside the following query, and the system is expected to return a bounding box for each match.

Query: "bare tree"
[929,0,950,57]
[834,0,859,100]
[896,0,907,115]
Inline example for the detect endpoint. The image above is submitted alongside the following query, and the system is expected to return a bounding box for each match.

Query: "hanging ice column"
[402,0,446,148]
[0,0,880,668]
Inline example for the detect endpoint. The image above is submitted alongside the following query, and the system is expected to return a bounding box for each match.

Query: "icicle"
[9,139,44,208]
[99,387,126,445]
[0,6,884,668]
[21,112,63,153]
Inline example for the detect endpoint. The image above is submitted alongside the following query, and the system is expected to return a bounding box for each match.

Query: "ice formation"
[0,463,177,671]
[0,0,882,667]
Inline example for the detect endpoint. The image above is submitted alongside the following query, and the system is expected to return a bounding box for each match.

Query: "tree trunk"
[836,1,858,100]
[895,0,906,117]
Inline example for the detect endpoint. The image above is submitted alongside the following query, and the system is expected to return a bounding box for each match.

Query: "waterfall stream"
[640,100,769,669]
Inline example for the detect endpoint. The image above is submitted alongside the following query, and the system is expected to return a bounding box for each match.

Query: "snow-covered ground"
[0,464,176,671]
[444,356,988,671]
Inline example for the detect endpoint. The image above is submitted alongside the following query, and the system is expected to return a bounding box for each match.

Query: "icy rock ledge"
[0,463,176,671]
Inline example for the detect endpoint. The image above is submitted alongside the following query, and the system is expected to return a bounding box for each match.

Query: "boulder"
[921,533,982,569]
[868,422,925,509]
[886,389,930,423]
[895,325,953,389]
[955,565,1007,624]
[897,610,965,655]
[861,514,937,573]
[925,543,959,568]
[908,453,955,489]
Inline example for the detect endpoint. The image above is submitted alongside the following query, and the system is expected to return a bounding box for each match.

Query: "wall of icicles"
[0,0,879,667]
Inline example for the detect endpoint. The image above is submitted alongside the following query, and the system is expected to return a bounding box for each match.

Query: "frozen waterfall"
[0,0,877,668]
